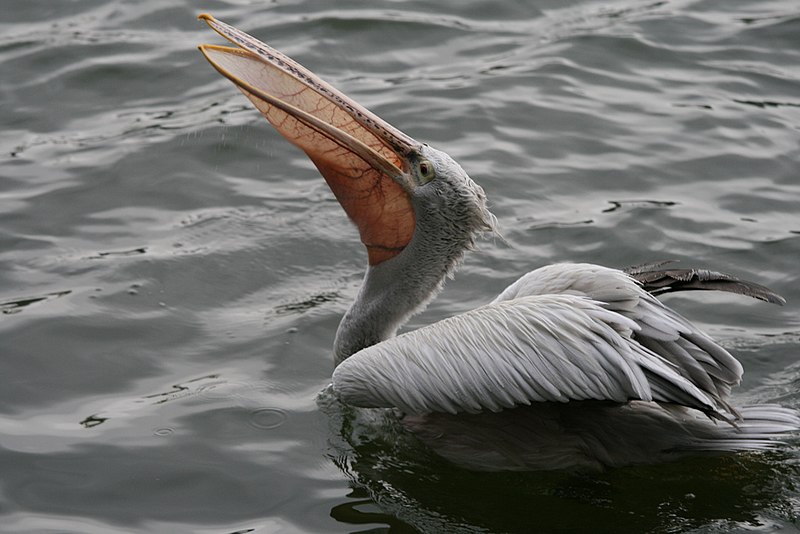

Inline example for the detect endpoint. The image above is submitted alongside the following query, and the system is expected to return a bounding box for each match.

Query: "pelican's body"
[199,15,798,471]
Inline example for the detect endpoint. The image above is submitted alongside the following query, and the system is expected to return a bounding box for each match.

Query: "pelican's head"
[198,14,496,270]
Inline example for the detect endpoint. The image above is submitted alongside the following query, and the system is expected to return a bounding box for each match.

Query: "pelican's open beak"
[198,14,420,265]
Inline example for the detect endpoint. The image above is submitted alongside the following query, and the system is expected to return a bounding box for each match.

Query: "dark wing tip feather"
[623,260,786,305]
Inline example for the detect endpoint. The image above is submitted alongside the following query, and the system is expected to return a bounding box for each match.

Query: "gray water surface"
[1,0,799,532]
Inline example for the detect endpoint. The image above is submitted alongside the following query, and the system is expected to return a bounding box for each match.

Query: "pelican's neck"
[333,212,475,365]
[331,144,497,365]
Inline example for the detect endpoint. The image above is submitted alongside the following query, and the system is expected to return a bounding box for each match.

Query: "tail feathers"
[687,404,800,452]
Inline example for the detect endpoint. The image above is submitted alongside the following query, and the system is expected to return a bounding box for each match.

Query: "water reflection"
[2,0,800,530]
[320,388,800,533]
[0,290,72,315]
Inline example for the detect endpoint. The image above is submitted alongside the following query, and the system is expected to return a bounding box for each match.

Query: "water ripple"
[1,0,799,532]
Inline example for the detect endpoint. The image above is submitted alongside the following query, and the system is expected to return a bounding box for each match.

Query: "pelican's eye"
[417,159,436,185]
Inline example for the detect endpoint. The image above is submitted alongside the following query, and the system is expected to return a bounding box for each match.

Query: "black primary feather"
[624,260,786,305]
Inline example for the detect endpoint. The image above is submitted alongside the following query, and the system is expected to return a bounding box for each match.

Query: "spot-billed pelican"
[198,15,798,470]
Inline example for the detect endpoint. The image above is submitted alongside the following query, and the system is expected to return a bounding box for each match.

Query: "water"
[1,0,799,532]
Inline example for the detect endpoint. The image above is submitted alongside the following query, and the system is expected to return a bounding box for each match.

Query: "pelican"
[198,15,799,471]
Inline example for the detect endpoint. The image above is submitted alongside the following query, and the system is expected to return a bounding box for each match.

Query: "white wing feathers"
[493,263,743,414]
[333,294,719,418]
[333,263,743,419]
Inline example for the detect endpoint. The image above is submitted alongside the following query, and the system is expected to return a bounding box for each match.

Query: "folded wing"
[492,263,745,415]
[333,294,721,418]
